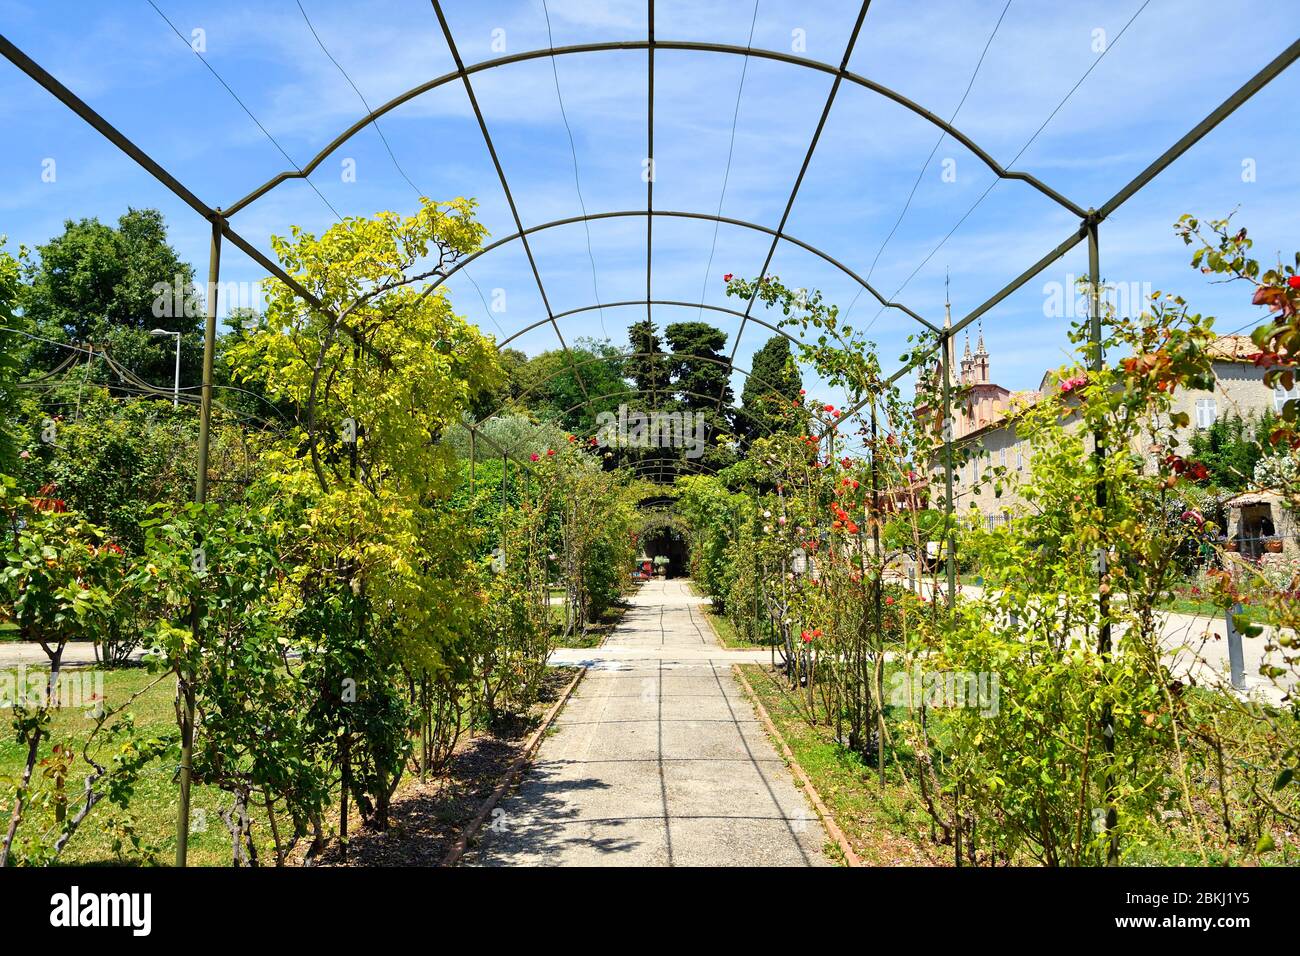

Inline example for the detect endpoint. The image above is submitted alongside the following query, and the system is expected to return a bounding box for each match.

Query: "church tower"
[973,324,990,384]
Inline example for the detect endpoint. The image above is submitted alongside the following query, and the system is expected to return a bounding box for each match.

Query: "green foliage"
[22,209,203,388]
[625,318,670,403]
[1188,413,1274,492]
[0,243,26,473]
[513,339,629,434]
[740,334,802,446]
[22,393,196,553]
[675,474,746,612]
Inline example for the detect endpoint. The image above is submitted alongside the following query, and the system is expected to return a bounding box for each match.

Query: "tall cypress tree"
[741,334,802,445]
[625,318,670,407]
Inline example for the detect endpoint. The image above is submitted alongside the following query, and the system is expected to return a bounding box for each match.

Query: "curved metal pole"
[432,209,937,332]
[497,298,799,351]
[472,349,816,434]
[428,0,590,405]
[224,40,1084,219]
[723,0,873,410]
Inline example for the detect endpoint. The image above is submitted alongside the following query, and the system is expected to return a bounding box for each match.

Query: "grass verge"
[737,663,944,866]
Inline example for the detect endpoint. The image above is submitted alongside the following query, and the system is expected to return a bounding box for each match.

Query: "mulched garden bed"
[316,668,575,867]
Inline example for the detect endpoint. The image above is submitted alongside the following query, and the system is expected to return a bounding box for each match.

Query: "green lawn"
[1157,595,1273,625]
[738,661,1299,867]
[0,666,291,866]
[737,663,943,866]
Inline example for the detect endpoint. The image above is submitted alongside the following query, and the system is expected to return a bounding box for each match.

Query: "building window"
[1016,448,1024,471]
[1195,398,1217,429]
[999,447,1007,468]
[1276,383,1300,414]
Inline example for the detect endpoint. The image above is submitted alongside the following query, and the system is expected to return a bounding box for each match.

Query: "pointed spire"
[963,331,972,359]
[976,320,987,355]
[944,269,952,328]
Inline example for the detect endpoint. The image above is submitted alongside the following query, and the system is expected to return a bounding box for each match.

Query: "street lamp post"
[150,328,181,408]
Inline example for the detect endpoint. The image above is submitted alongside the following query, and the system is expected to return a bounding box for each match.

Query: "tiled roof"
[1207,334,1262,362]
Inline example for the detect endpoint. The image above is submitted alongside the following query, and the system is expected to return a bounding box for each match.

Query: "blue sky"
[1,0,1297,447]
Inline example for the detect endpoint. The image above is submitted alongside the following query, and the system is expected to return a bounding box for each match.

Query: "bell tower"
[973,323,989,384]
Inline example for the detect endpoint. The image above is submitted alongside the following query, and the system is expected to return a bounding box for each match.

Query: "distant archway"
[636,509,690,579]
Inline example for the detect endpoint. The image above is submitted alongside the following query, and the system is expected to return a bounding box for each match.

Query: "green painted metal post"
[871,399,884,785]
[177,217,221,867]
[941,331,957,608]
[1088,216,1118,865]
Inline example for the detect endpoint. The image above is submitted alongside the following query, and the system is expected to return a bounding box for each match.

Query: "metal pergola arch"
[426,210,939,332]
[2,3,1296,871]
[1,12,1296,486]
[478,344,831,485]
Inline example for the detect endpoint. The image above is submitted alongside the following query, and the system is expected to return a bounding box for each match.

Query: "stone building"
[920,324,1295,533]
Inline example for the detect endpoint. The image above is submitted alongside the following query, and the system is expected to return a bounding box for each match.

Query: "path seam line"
[441,665,586,867]
[732,664,861,868]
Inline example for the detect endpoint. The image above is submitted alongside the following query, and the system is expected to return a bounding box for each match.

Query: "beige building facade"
[923,332,1294,531]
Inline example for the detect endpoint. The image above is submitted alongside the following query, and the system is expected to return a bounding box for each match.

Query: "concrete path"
[465,578,831,867]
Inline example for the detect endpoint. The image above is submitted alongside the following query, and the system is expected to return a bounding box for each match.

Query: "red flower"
[885,595,895,605]
[840,457,851,469]
[823,404,835,413]
[723,273,734,282]
[530,453,540,462]
[801,630,812,644]
[1288,275,1300,289]
[845,521,859,534]
[546,449,556,457]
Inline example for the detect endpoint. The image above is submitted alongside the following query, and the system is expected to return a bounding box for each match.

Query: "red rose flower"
[530,453,540,462]
[1288,275,1300,289]
[723,273,734,282]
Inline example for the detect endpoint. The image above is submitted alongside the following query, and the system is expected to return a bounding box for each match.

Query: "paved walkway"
[465,578,830,867]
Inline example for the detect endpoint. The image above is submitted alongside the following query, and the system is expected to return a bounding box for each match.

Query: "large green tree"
[515,339,628,435]
[740,333,802,446]
[664,321,732,411]
[664,321,736,470]
[625,318,670,406]
[23,208,202,390]
[0,243,25,472]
